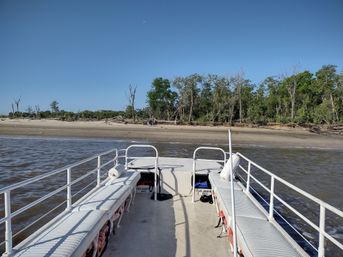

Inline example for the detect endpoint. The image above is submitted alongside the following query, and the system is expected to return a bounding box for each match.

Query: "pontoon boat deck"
[1,137,343,257]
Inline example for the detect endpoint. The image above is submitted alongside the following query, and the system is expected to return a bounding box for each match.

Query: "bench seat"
[12,171,141,257]
[73,171,140,215]
[236,216,301,257]
[209,171,302,257]
[209,172,243,191]
[13,210,107,257]
[72,184,130,214]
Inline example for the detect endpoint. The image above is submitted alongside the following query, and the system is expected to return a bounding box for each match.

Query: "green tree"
[231,74,254,123]
[147,78,177,120]
[173,74,202,123]
[262,77,281,121]
[212,75,230,122]
[198,76,214,121]
[294,71,314,123]
[313,99,332,124]
[248,84,267,124]
[315,65,339,123]
[283,72,298,122]
[337,71,343,121]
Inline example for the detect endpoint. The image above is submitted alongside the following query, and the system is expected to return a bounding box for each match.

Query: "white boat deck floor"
[103,193,231,257]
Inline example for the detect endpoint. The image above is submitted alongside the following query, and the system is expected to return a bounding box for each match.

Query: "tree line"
[147,65,343,125]
[7,64,343,126]
[8,100,134,121]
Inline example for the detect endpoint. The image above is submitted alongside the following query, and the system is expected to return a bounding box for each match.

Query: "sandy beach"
[1,118,343,149]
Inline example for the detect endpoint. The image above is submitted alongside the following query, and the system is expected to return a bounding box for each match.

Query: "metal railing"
[192,146,226,203]
[0,148,118,255]
[125,145,159,201]
[236,152,343,257]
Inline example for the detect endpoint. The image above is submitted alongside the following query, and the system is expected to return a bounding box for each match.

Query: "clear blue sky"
[1,0,342,115]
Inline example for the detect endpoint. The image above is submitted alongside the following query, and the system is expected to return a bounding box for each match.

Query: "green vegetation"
[147,65,343,126]
[8,64,343,126]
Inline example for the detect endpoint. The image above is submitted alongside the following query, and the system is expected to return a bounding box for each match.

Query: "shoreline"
[1,119,343,149]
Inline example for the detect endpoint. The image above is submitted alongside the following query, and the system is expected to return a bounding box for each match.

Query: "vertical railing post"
[246,161,251,193]
[318,205,325,257]
[269,176,275,221]
[228,129,238,257]
[66,168,72,210]
[192,159,196,203]
[97,155,101,187]
[154,156,158,201]
[125,149,128,170]
[4,191,13,255]
[114,149,118,166]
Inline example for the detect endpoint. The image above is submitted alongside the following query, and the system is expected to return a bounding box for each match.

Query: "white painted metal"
[0,148,117,195]
[1,143,343,256]
[236,152,343,254]
[318,205,325,257]
[97,156,101,187]
[234,170,318,252]
[269,176,275,221]
[0,148,118,251]
[228,129,238,257]
[246,162,251,194]
[192,146,226,203]
[4,191,12,255]
[67,168,72,210]
[192,157,196,203]
[12,185,68,218]
[114,149,118,166]
[154,156,158,201]
[125,145,159,200]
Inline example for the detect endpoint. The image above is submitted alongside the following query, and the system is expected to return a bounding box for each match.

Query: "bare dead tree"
[228,91,238,125]
[232,72,244,123]
[323,71,339,122]
[128,85,137,122]
[35,105,40,118]
[288,78,297,122]
[283,67,299,122]
[26,106,33,114]
[14,97,21,113]
[11,103,15,115]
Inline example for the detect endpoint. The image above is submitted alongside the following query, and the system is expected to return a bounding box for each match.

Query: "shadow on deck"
[103,193,230,257]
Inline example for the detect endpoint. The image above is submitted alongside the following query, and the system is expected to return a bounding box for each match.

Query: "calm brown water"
[0,136,342,256]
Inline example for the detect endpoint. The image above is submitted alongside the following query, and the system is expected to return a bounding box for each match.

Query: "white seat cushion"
[210,172,302,257]
[14,210,107,257]
[236,217,301,257]
[73,184,130,213]
[217,187,266,220]
[209,172,243,191]
[220,154,240,181]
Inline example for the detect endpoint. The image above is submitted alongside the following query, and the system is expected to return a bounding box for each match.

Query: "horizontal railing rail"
[192,147,226,203]
[0,148,117,195]
[0,147,118,256]
[236,152,343,257]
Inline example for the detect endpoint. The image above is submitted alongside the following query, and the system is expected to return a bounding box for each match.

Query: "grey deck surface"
[103,193,231,257]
